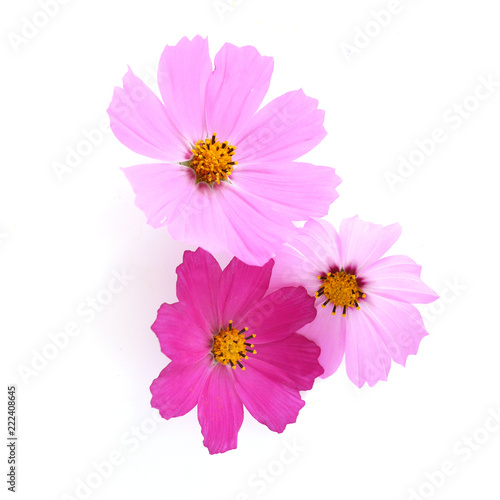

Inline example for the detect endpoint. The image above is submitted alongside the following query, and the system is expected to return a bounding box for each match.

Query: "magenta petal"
[253,333,323,390]
[242,287,316,343]
[150,357,212,419]
[339,216,402,274]
[232,161,341,220]
[362,295,429,366]
[234,358,304,433]
[344,309,392,387]
[362,255,439,304]
[152,303,212,364]
[157,36,212,142]
[122,163,197,229]
[198,364,244,454]
[205,43,273,142]
[299,305,346,379]
[233,90,327,163]
[176,248,222,332]
[107,68,188,161]
[218,257,274,325]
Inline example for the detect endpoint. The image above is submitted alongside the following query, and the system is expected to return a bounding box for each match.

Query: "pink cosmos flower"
[108,36,341,266]
[150,247,323,454]
[270,216,439,387]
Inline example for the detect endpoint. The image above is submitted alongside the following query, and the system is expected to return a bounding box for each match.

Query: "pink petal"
[121,163,198,229]
[150,356,212,419]
[233,90,327,163]
[270,218,342,293]
[339,216,402,274]
[242,287,316,343]
[107,68,188,161]
[197,363,244,454]
[231,161,341,220]
[253,333,323,390]
[298,305,346,379]
[176,248,222,333]
[157,36,212,143]
[268,245,321,295]
[151,302,212,364]
[234,358,304,433]
[361,294,429,366]
[218,257,274,326]
[362,255,439,304]
[344,308,392,387]
[167,182,295,266]
[205,43,273,143]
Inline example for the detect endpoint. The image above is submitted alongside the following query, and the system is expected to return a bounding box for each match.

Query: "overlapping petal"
[108,68,188,161]
[157,35,212,142]
[205,43,273,142]
[233,89,327,163]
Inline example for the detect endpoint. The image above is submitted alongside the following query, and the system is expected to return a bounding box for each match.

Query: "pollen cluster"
[316,270,366,316]
[212,321,256,370]
[189,133,237,185]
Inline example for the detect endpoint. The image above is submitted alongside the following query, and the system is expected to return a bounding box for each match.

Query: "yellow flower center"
[316,270,366,317]
[211,321,256,370]
[189,133,237,186]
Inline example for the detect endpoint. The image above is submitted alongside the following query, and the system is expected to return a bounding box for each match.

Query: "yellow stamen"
[316,270,365,317]
[189,133,237,186]
[211,321,254,370]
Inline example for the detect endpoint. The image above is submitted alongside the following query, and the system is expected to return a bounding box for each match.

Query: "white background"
[2,1,500,499]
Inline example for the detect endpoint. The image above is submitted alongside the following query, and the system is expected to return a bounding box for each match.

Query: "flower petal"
[167,182,295,266]
[362,294,429,366]
[150,356,212,419]
[344,308,392,387]
[339,216,402,274]
[298,305,346,379]
[270,218,342,294]
[234,358,304,433]
[198,364,244,454]
[253,333,323,390]
[151,302,212,364]
[205,43,273,142]
[362,255,439,304]
[233,90,327,163]
[176,248,222,333]
[218,257,274,326]
[232,161,341,220]
[157,35,212,143]
[108,68,188,161]
[242,287,316,343]
[121,163,197,229]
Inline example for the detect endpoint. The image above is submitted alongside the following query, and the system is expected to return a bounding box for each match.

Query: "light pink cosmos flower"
[150,247,323,454]
[270,216,439,387]
[107,36,341,266]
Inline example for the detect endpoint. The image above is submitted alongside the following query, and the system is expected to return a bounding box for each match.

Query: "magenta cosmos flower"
[270,217,438,387]
[150,247,323,454]
[107,36,340,266]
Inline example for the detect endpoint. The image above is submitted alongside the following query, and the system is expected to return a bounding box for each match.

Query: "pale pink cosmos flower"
[107,36,341,266]
[270,216,439,387]
[150,247,323,454]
